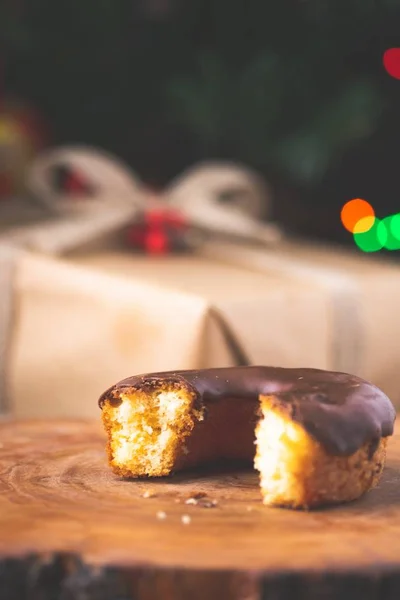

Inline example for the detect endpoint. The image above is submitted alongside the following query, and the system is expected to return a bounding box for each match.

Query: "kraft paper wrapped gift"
[2,246,334,419]
[2,236,400,419]
[61,240,400,411]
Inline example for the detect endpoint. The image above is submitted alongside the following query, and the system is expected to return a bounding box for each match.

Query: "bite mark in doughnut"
[98,366,395,509]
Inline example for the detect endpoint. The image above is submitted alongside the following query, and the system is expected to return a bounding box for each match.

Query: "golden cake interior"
[101,383,203,477]
[255,395,387,509]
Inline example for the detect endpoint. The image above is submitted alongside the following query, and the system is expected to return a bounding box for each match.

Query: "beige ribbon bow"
[0,146,280,254]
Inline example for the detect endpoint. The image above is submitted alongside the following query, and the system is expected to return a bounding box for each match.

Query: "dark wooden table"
[1,419,400,600]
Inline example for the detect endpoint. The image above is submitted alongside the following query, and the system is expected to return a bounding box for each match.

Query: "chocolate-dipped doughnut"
[98,366,396,509]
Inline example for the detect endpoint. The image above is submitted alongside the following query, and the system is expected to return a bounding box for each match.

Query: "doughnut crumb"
[101,381,203,478]
[255,395,387,509]
[142,490,156,498]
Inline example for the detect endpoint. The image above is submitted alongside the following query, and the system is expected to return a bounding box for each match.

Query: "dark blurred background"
[2,0,400,245]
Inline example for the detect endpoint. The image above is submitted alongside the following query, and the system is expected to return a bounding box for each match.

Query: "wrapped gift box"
[2,234,400,419]
[3,246,334,419]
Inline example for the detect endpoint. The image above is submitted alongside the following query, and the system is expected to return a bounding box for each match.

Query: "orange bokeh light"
[340,199,375,233]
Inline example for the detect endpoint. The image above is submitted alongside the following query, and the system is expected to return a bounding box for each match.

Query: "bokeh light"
[353,215,375,234]
[353,218,386,252]
[383,48,400,80]
[389,213,400,239]
[341,199,375,233]
[379,214,400,251]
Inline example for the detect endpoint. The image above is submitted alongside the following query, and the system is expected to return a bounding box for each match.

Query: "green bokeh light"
[389,213,400,240]
[353,218,386,252]
[379,215,400,250]
[351,212,400,252]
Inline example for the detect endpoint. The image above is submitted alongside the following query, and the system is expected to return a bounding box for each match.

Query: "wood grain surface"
[1,419,400,600]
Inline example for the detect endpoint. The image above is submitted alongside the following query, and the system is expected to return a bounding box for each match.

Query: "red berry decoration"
[126,207,190,254]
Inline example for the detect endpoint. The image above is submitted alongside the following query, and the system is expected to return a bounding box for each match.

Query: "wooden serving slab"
[1,419,400,600]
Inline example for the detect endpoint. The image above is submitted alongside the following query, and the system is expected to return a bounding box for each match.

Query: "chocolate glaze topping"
[98,366,396,456]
